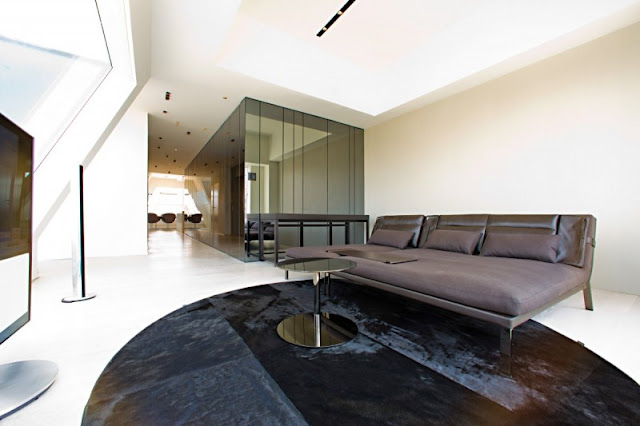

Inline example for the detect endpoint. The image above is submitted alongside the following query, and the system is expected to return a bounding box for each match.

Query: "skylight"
[0,0,111,170]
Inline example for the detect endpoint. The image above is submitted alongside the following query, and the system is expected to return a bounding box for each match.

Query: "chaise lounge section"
[285,214,597,374]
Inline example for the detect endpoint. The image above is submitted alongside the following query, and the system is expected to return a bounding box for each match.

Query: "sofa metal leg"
[324,273,331,297]
[499,328,512,376]
[583,283,594,311]
[285,270,289,280]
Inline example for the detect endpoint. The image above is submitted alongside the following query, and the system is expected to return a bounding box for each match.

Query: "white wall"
[365,22,640,295]
[84,108,148,257]
[33,0,151,264]
[37,108,149,259]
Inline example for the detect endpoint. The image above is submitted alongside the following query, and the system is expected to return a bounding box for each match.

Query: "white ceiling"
[137,0,640,175]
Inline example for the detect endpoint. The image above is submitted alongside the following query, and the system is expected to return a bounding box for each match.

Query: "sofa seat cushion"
[285,243,397,260]
[338,248,588,317]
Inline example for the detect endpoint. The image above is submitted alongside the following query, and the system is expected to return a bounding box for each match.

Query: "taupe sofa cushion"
[367,229,414,249]
[372,215,425,248]
[480,233,559,263]
[424,229,482,254]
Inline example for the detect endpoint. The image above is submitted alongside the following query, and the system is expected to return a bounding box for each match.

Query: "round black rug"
[83,280,640,425]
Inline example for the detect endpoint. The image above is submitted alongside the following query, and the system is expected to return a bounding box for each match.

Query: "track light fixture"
[317,0,355,37]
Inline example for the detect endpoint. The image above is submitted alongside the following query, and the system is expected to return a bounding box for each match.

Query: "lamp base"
[62,293,96,303]
[0,360,58,420]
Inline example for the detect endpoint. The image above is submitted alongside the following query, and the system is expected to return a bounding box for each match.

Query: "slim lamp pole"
[63,165,95,303]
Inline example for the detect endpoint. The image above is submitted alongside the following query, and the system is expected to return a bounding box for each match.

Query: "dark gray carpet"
[83,280,640,425]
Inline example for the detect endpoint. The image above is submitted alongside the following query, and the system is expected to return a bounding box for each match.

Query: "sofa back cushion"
[423,214,488,253]
[480,233,560,263]
[482,214,591,267]
[485,214,559,235]
[367,229,414,249]
[371,213,594,267]
[424,229,483,255]
[556,215,589,267]
[371,215,425,248]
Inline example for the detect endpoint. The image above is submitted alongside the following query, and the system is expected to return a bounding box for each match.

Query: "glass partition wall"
[185,98,364,262]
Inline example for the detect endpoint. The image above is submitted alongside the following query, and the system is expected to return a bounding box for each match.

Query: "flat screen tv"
[0,112,33,344]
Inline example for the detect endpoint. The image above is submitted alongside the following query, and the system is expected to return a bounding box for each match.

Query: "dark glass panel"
[302,114,328,214]
[328,120,350,243]
[282,109,294,213]
[245,99,260,216]
[302,114,328,246]
[354,127,365,242]
[184,97,365,259]
[293,111,304,214]
[259,102,284,215]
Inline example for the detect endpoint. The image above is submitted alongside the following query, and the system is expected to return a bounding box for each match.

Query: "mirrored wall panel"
[185,98,364,262]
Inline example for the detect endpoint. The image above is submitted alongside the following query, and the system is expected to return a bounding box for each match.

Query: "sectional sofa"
[285,214,597,374]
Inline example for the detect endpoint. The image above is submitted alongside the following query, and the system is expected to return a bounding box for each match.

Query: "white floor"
[1,230,638,425]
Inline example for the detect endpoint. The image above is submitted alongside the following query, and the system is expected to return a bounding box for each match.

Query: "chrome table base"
[276,312,358,348]
[276,270,358,348]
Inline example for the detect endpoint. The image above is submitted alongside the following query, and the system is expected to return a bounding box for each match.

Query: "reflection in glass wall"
[184,101,245,260]
[185,98,364,262]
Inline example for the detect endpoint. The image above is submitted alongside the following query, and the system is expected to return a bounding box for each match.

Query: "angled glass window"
[0,0,112,171]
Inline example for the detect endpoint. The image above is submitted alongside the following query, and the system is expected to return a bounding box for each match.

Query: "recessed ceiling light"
[174,148,178,151]
[159,137,162,139]
[165,91,171,100]
[203,127,208,131]
[187,131,191,135]
[157,146,160,149]
[204,163,208,166]
[154,165,157,168]
[223,96,228,100]
[163,110,167,114]
[166,155,169,158]
[173,159,177,163]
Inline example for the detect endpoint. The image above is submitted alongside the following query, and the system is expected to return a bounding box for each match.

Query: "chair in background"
[148,213,161,229]
[161,213,177,229]
[187,213,202,228]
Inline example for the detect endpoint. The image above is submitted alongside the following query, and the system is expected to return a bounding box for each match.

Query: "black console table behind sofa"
[246,214,369,264]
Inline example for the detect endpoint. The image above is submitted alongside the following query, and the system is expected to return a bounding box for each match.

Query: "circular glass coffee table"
[276,257,358,348]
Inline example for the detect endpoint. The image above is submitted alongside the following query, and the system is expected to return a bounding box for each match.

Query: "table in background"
[246,213,369,264]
